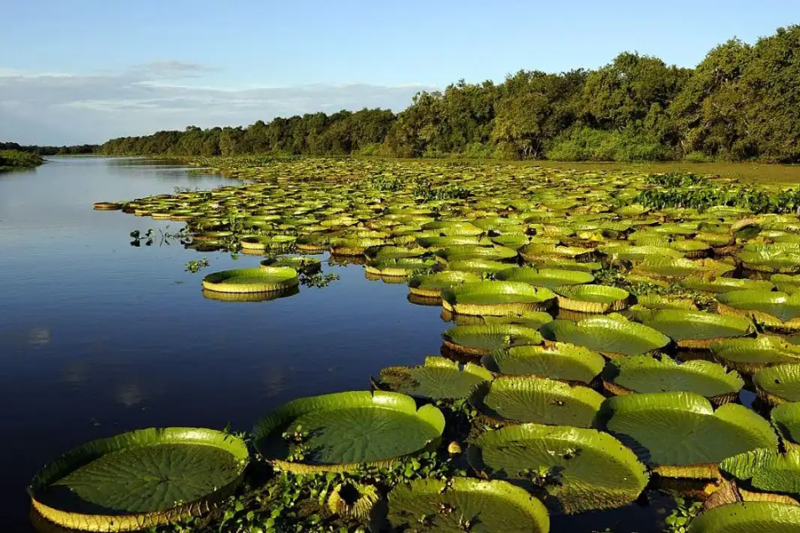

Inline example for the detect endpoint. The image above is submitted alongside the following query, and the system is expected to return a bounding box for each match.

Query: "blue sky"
[1,0,798,144]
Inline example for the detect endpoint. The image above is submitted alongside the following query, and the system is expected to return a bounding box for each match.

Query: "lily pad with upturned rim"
[28,427,249,532]
[595,392,778,479]
[442,324,544,357]
[719,448,800,504]
[716,290,800,333]
[753,364,800,406]
[408,270,482,298]
[467,424,649,514]
[710,336,800,375]
[636,309,755,349]
[201,267,299,294]
[253,391,445,473]
[553,284,631,314]
[469,375,604,428]
[375,356,493,400]
[387,477,550,533]
[772,403,800,448]
[494,267,594,290]
[540,316,670,359]
[482,343,606,385]
[601,355,744,405]
[442,282,557,316]
[686,502,800,533]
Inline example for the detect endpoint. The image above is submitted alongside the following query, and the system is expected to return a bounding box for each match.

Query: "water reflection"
[201,286,300,303]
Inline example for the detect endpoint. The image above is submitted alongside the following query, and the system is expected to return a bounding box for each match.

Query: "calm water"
[0,158,668,532]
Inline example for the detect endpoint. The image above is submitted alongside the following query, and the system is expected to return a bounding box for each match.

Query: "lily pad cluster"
[60,159,800,530]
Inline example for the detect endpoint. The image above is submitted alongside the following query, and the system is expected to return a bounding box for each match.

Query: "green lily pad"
[29,428,249,531]
[364,257,436,277]
[553,284,631,314]
[772,403,800,447]
[387,477,550,533]
[680,277,775,294]
[436,245,518,262]
[446,258,514,275]
[260,256,321,274]
[202,267,300,294]
[595,392,778,479]
[754,364,800,405]
[602,356,744,404]
[481,343,605,384]
[773,274,800,293]
[469,375,604,427]
[636,309,754,349]
[540,316,670,358]
[442,282,557,316]
[711,336,800,375]
[717,290,800,332]
[408,270,482,298]
[600,245,683,262]
[720,448,800,500]
[687,502,800,533]
[253,391,445,473]
[632,257,735,280]
[468,424,649,514]
[495,267,594,290]
[376,356,493,400]
[442,324,544,357]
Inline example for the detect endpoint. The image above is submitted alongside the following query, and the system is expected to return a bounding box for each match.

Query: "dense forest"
[93,26,800,163]
[0,142,98,156]
[0,150,44,170]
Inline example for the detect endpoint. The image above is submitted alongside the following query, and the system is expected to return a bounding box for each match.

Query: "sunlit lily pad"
[376,356,492,400]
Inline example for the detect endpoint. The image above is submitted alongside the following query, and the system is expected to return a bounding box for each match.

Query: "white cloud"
[0,62,436,145]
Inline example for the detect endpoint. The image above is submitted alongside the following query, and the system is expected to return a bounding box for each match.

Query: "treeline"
[0,142,98,156]
[0,150,44,169]
[100,25,800,163]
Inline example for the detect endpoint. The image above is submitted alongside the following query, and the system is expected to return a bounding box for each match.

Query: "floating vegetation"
[46,157,800,530]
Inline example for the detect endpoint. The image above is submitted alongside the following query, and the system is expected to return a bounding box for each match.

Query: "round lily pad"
[260,256,321,274]
[717,290,800,333]
[720,448,800,502]
[469,375,604,428]
[364,257,436,278]
[495,267,594,290]
[711,336,800,375]
[754,364,800,405]
[253,391,445,473]
[442,324,544,357]
[482,343,605,385]
[602,355,744,405]
[376,356,493,400]
[201,267,300,294]
[29,428,249,531]
[596,392,778,479]
[687,502,800,533]
[408,271,481,298]
[553,284,631,314]
[387,477,550,533]
[540,316,670,358]
[681,277,775,294]
[632,257,735,281]
[468,424,649,514]
[637,309,755,349]
[442,282,557,316]
[772,403,800,448]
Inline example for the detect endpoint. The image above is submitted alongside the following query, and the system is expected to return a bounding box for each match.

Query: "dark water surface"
[0,158,668,532]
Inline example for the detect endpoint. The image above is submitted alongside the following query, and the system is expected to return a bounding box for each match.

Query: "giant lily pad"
[540,316,670,359]
[408,271,482,298]
[636,309,755,349]
[467,424,648,514]
[253,391,445,473]
[595,392,778,479]
[442,324,543,357]
[738,248,800,274]
[495,267,594,290]
[364,257,436,278]
[436,244,518,262]
[387,477,550,533]
[202,267,299,294]
[602,356,744,405]
[553,284,631,314]
[680,277,775,294]
[446,258,513,275]
[442,282,557,316]
[631,257,735,281]
[600,245,683,262]
[481,343,605,385]
[29,428,249,531]
[772,403,800,448]
[717,290,800,333]
[711,336,800,375]
[469,375,604,428]
[754,364,800,406]
[376,356,493,400]
[687,502,800,533]
[720,448,800,503]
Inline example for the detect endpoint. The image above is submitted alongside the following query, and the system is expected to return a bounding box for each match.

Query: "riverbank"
[0,150,44,171]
